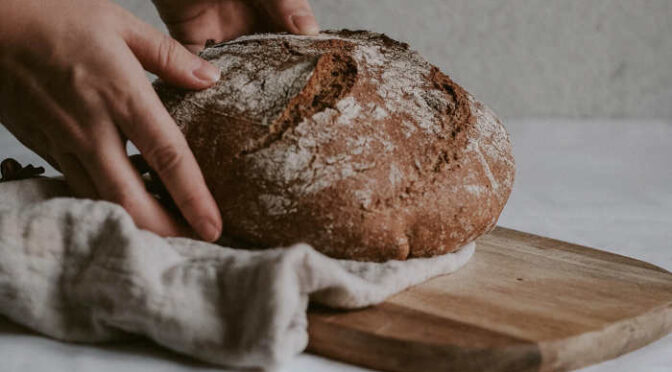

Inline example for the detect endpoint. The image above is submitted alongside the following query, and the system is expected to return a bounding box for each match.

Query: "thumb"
[124,19,220,89]
[256,0,320,35]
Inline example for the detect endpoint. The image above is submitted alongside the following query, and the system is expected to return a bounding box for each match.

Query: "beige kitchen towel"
[0,178,474,370]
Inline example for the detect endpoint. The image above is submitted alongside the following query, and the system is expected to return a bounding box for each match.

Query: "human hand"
[152,0,319,53]
[0,0,223,241]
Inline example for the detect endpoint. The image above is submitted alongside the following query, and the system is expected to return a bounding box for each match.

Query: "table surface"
[1,119,671,372]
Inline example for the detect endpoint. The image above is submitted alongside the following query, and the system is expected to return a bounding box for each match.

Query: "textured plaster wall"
[116,0,672,119]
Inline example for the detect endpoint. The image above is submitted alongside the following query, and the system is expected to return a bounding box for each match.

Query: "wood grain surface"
[307,227,672,372]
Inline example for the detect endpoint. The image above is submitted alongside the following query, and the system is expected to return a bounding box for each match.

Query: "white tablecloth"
[1,119,671,372]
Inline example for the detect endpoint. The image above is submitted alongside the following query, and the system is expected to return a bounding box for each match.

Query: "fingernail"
[196,217,221,242]
[290,13,320,35]
[193,60,221,84]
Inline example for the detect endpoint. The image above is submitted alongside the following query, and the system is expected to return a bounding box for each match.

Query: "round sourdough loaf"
[155,30,515,261]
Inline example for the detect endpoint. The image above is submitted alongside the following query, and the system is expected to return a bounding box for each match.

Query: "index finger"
[112,50,222,242]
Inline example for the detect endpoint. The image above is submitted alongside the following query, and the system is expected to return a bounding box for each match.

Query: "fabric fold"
[0,178,474,369]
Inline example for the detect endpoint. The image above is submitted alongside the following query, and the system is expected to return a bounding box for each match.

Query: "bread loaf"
[155,30,515,261]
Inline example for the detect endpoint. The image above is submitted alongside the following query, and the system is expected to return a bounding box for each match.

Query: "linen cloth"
[0,177,474,370]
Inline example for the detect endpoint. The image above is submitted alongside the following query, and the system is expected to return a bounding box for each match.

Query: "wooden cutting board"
[307,227,672,372]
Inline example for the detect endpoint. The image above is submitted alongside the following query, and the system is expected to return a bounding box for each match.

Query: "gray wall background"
[116,0,672,119]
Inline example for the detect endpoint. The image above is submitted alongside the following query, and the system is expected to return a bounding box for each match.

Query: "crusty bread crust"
[155,30,515,261]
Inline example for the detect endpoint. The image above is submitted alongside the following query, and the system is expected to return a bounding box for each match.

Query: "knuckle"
[156,36,180,71]
[102,83,135,125]
[145,143,183,175]
[65,63,90,94]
